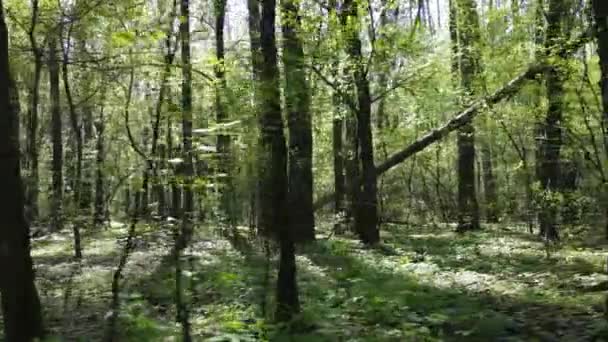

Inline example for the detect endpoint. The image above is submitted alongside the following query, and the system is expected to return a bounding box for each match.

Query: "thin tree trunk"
[94,105,106,226]
[49,36,63,232]
[214,0,235,225]
[177,1,194,340]
[0,3,45,338]
[282,0,315,242]
[59,22,83,258]
[26,0,41,222]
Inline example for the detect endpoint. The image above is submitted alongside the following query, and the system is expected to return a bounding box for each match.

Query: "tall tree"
[25,0,41,221]
[592,0,608,237]
[177,0,194,340]
[0,1,45,338]
[282,0,315,242]
[49,35,63,232]
[214,0,235,224]
[341,0,380,244]
[247,0,300,319]
[452,0,481,232]
[538,0,567,241]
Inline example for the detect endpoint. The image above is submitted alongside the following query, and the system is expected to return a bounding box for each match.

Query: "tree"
[452,0,481,232]
[538,0,567,241]
[340,0,379,244]
[592,0,608,238]
[177,0,194,340]
[282,0,315,242]
[25,0,41,221]
[49,35,64,232]
[0,1,44,338]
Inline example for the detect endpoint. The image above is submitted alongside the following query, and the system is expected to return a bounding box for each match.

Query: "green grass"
[18,221,608,341]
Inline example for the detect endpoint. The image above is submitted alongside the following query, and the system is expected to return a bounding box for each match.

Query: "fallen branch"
[313,26,593,211]
[313,65,544,210]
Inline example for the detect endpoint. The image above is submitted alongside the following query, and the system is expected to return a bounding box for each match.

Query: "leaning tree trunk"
[49,36,63,232]
[282,0,315,242]
[453,0,482,231]
[538,0,567,242]
[341,0,379,244]
[592,0,608,238]
[0,3,45,338]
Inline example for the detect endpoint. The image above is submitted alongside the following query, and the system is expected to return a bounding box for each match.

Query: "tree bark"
[49,36,64,232]
[258,0,300,320]
[453,0,483,231]
[177,1,194,339]
[214,0,235,225]
[282,0,315,242]
[341,0,380,244]
[26,0,41,221]
[94,106,106,226]
[0,3,45,338]
[538,0,567,242]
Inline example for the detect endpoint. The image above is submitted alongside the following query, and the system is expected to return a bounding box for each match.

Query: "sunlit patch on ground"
[22,222,608,340]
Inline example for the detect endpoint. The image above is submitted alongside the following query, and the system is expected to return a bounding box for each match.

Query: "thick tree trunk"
[0,3,45,338]
[453,0,483,231]
[341,0,379,244]
[257,0,299,320]
[538,0,567,242]
[592,0,608,238]
[49,37,63,232]
[282,0,315,242]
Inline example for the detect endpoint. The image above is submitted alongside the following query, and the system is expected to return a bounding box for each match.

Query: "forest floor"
[27,220,608,341]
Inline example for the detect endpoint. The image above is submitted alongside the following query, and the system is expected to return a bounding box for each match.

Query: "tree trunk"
[26,0,41,221]
[94,108,106,226]
[49,36,63,232]
[332,97,345,231]
[215,0,235,225]
[592,0,608,238]
[538,0,567,242]
[177,2,194,339]
[453,0,482,231]
[257,0,299,320]
[0,3,45,338]
[341,0,379,244]
[282,0,315,242]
